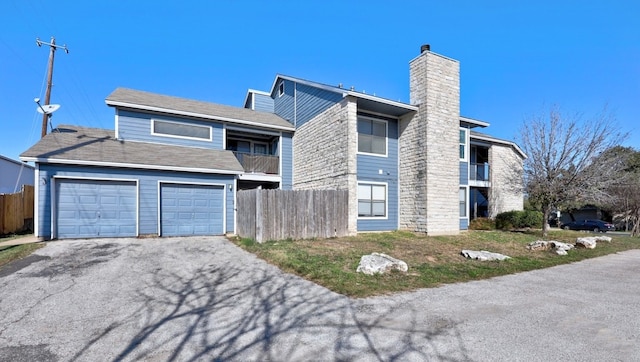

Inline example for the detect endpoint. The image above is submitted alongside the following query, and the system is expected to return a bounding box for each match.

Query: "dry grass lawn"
[234,230,639,297]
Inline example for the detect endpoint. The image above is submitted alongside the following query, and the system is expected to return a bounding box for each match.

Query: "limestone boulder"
[527,240,550,251]
[356,253,408,275]
[527,240,574,255]
[461,250,511,261]
[575,237,598,249]
[593,235,612,243]
[551,241,574,254]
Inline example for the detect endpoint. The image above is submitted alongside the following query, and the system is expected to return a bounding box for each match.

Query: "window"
[227,138,269,154]
[358,118,387,155]
[227,139,251,153]
[459,187,467,218]
[152,120,211,141]
[358,183,386,218]
[253,143,268,155]
[278,81,285,97]
[459,128,467,160]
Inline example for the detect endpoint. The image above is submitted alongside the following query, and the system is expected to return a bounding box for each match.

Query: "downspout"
[294,82,297,127]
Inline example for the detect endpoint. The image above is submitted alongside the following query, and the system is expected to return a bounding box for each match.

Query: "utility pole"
[36,37,69,138]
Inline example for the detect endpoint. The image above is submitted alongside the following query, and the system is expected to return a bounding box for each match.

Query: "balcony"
[233,151,279,174]
[470,162,490,182]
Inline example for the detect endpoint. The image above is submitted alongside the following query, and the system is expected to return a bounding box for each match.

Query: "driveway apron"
[0,237,638,361]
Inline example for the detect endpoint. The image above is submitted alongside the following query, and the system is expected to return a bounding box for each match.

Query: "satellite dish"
[36,104,61,115]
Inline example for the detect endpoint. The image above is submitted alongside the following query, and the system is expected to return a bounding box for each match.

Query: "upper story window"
[459,128,467,161]
[358,117,387,156]
[152,119,212,141]
[278,81,285,97]
[227,138,269,155]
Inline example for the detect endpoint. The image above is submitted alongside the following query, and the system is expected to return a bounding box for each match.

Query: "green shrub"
[469,217,495,230]
[519,210,543,228]
[495,211,518,230]
[495,210,543,230]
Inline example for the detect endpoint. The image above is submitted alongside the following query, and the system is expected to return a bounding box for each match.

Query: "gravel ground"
[0,236,638,361]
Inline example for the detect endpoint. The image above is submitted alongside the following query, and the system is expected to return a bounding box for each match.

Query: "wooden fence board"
[0,185,35,235]
[237,189,348,243]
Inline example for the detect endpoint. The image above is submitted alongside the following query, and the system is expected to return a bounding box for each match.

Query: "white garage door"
[56,179,137,239]
[160,183,224,236]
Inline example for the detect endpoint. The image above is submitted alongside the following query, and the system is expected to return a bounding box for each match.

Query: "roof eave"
[470,134,527,159]
[460,116,490,128]
[105,100,295,132]
[344,91,418,113]
[20,157,244,175]
[1,154,35,169]
[243,89,271,109]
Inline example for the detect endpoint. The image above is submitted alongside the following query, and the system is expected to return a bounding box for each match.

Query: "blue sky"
[1,1,639,162]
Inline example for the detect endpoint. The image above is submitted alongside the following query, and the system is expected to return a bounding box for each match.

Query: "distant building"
[0,154,34,194]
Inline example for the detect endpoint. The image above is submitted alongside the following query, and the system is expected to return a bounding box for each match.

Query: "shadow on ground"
[69,254,470,361]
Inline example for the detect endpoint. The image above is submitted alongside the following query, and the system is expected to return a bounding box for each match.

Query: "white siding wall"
[488,144,524,217]
[0,157,34,194]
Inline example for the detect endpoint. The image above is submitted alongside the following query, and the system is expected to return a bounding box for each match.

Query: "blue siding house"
[21,45,525,240]
[22,89,295,240]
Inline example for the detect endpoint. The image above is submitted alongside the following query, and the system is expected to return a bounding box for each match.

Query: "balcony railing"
[233,152,279,174]
[470,162,490,182]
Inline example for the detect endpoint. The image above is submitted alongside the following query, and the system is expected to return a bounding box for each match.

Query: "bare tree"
[518,106,628,236]
[598,146,640,236]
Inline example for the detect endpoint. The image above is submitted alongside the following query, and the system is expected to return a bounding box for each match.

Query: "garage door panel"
[120,211,136,219]
[161,184,224,236]
[100,211,118,220]
[78,210,97,219]
[194,199,209,208]
[56,180,137,239]
[100,196,117,204]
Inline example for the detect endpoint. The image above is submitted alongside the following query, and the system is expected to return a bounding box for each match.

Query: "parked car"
[562,219,615,232]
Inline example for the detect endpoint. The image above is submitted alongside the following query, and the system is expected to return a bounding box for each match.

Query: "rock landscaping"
[460,250,511,261]
[356,253,408,275]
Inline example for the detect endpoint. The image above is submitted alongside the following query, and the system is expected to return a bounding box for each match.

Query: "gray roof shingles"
[106,87,294,130]
[20,125,244,173]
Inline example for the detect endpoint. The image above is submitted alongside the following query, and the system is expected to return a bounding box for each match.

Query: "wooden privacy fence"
[237,189,349,243]
[0,185,34,235]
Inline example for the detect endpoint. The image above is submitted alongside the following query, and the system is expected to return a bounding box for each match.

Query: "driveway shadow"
[69,247,470,361]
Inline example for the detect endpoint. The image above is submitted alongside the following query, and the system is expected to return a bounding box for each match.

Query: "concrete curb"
[0,235,43,249]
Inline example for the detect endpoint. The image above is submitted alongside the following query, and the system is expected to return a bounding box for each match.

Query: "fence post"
[255,189,263,243]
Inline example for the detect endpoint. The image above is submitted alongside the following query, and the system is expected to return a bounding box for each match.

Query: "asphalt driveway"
[0,236,639,361]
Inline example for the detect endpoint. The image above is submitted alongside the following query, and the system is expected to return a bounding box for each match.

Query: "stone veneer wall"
[400,50,460,235]
[292,97,358,234]
[488,144,524,217]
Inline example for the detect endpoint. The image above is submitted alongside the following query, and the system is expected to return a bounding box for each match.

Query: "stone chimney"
[398,45,461,235]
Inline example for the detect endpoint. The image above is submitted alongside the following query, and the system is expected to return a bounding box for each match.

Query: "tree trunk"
[542,207,551,237]
[631,208,640,237]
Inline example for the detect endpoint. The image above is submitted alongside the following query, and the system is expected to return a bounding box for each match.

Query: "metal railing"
[470,163,490,181]
[233,152,279,174]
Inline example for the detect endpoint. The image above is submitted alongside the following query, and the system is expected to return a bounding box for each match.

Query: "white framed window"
[357,117,387,156]
[152,119,212,141]
[278,81,285,97]
[459,187,467,218]
[227,138,270,154]
[459,128,467,161]
[358,182,387,218]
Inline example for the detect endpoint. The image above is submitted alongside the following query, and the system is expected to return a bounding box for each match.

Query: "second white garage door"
[160,183,224,236]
